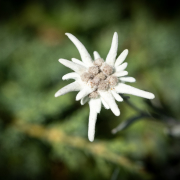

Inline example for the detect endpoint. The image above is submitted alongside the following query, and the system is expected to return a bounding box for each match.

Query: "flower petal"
[94,98,102,113]
[106,32,118,66]
[120,77,136,83]
[80,96,90,105]
[65,33,93,66]
[59,59,86,74]
[99,91,120,116]
[115,62,128,72]
[55,81,81,97]
[62,72,80,80]
[88,112,97,142]
[111,90,123,102]
[115,83,155,99]
[101,97,109,109]
[93,51,101,60]
[114,71,128,77]
[115,49,128,67]
[88,99,101,142]
[71,58,88,68]
[76,86,94,101]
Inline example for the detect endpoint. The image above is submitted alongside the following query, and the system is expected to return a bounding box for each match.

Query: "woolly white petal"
[80,96,90,105]
[62,72,80,80]
[55,81,81,97]
[114,71,128,77]
[76,86,94,101]
[115,83,155,99]
[106,32,118,66]
[59,59,86,74]
[71,58,88,68]
[120,77,136,83]
[111,90,123,102]
[93,51,101,60]
[101,97,110,109]
[88,99,100,142]
[99,91,120,116]
[65,33,93,67]
[115,62,128,72]
[93,98,102,113]
[115,49,128,67]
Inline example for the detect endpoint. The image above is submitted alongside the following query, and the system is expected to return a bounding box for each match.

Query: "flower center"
[81,58,119,99]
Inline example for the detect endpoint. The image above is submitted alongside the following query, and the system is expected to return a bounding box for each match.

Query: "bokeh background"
[0,0,180,179]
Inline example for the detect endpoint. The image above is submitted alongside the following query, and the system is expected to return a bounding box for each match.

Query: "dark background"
[0,0,180,179]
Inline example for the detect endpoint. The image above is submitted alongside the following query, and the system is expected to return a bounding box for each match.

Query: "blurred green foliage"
[0,0,180,179]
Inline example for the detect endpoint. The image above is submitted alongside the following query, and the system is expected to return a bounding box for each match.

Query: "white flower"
[55,32,155,142]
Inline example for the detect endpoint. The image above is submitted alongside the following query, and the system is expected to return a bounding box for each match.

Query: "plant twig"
[13,121,150,178]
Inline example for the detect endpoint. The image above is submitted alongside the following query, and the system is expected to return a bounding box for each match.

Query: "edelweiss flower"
[55,32,155,142]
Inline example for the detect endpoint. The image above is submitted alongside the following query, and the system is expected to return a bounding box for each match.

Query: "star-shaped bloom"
[55,32,155,142]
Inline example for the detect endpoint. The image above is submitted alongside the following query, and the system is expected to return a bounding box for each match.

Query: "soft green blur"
[0,0,180,179]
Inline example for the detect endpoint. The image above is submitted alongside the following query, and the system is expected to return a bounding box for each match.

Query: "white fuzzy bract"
[55,32,155,142]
